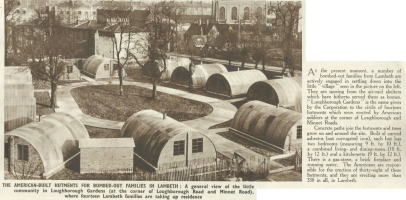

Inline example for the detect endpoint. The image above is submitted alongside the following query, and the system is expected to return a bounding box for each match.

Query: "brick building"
[79,138,135,174]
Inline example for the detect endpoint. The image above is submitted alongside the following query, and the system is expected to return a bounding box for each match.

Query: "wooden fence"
[294,150,302,172]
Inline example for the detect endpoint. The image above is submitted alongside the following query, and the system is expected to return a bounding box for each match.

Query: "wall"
[217,1,266,24]
[96,35,114,59]
[283,124,302,152]
[114,32,147,60]
[157,132,216,169]
[80,147,133,173]
[4,136,45,178]
[60,65,81,80]
[94,61,111,79]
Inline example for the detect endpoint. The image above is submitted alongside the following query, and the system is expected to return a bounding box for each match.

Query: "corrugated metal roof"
[295,91,302,113]
[247,77,302,107]
[206,69,267,97]
[143,58,191,81]
[231,101,301,149]
[171,63,227,87]
[120,110,203,167]
[82,55,116,77]
[5,113,89,177]
[79,138,135,148]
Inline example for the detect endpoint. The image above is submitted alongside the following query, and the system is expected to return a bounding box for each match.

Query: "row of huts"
[4,101,301,179]
[60,55,302,112]
[170,62,302,112]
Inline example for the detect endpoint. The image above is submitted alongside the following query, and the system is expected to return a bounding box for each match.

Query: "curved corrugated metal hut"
[4,113,90,179]
[5,67,36,132]
[247,77,302,108]
[121,110,216,169]
[231,101,302,151]
[143,58,191,81]
[295,91,302,113]
[171,64,228,88]
[205,69,267,97]
[82,55,124,79]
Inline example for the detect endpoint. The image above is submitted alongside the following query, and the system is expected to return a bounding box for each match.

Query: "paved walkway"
[55,79,300,180]
[55,79,270,159]
[55,80,237,130]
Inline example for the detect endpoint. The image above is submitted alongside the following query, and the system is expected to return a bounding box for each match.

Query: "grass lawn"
[216,131,279,158]
[275,155,298,167]
[86,126,121,138]
[34,92,55,116]
[71,85,213,122]
[124,65,231,101]
[33,80,86,90]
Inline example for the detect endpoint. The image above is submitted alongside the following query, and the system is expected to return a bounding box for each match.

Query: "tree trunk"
[241,56,245,69]
[119,67,124,95]
[262,59,266,71]
[254,59,260,69]
[152,80,158,99]
[50,82,57,109]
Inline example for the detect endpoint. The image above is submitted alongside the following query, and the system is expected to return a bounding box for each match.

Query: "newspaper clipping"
[0,0,405,199]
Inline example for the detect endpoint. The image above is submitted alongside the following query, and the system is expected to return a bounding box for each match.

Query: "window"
[78,11,81,15]
[257,7,263,20]
[192,138,203,153]
[243,7,250,20]
[104,64,109,70]
[173,140,185,156]
[267,8,272,15]
[113,64,119,71]
[5,143,10,159]
[220,7,225,20]
[231,7,237,20]
[17,144,29,161]
[67,65,73,73]
[297,126,302,139]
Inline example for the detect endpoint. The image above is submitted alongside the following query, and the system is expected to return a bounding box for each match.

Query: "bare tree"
[132,1,181,99]
[238,33,252,69]
[12,162,42,180]
[224,27,238,67]
[250,9,273,70]
[17,12,73,108]
[5,0,22,65]
[270,1,302,76]
[102,4,140,95]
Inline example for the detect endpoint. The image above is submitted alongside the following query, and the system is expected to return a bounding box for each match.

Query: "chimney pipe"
[163,111,166,119]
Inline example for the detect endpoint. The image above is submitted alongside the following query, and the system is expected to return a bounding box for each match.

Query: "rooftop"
[79,138,135,148]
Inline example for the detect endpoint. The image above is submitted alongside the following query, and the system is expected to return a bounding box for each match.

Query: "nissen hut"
[247,77,302,109]
[171,64,228,88]
[82,55,125,79]
[4,66,36,132]
[205,69,267,97]
[4,113,90,179]
[121,110,216,170]
[230,101,302,153]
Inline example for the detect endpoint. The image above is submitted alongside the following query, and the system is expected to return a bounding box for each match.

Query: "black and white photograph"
[3,0,303,182]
